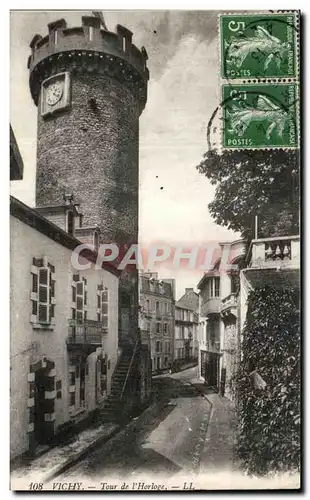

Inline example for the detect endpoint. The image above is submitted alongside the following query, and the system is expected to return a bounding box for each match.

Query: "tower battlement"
[28,16,149,112]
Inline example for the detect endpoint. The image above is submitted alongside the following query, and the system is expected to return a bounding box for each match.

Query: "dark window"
[84,310,87,320]
[33,257,43,267]
[72,286,76,302]
[56,391,62,399]
[32,300,37,315]
[69,392,75,406]
[76,297,83,311]
[56,380,62,390]
[39,268,48,284]
[94,231,99,250]
[67,211,74,235]
[76,311,83,323]
[214,277,220,297]
[76,282,83,296]
[72,308,76,320]
[51,280,55,298]
[76,364,80,378]
[156,322,160,333]
[39,286,48,302]
[80,386,85,403]
[97,312,101,322]
[102,302,108,315]
[97,295,101,308]
[70,372,75,385]
[84,291,87,305]
[50,304,55,318]
[38,304,48,323]
[101,359,107,375]
[231,273,240,294]
[48,263,55,273]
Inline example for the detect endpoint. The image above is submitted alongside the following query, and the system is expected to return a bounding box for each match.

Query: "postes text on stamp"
[220,13,298,79]
[222,83,298,149]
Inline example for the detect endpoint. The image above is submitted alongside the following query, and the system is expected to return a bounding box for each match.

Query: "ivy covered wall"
[236,284,300,475]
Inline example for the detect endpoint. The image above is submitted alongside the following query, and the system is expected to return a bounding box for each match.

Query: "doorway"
[156,357,160,371]
[205,353,220,390]
[34,368,47,444]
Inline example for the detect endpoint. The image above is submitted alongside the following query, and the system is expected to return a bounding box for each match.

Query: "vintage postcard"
[10,10,300,491]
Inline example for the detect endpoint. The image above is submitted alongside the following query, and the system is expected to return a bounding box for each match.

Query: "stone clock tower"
[28,16,149,346]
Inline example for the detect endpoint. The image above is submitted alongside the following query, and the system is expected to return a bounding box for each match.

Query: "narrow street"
[56,367,236,482]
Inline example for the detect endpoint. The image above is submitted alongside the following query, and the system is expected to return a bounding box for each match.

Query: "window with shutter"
[32,300,37,315]
[101,288,108,328]
[32,273,38,293]
[76,281,84,323]
[31,259,56,327]
[69,392,75,406]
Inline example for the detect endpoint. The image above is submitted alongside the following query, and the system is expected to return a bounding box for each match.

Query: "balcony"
[201,297,221,316]
[221,293,238,319]
[247,235,300,270]
[67,320,106,352]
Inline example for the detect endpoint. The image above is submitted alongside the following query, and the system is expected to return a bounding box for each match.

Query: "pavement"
[10,422,120,488]
[11,366,241,490]
[55,366,238,483]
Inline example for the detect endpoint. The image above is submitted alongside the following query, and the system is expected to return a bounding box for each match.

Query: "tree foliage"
[196,149,299,242]
[236,285,300,475]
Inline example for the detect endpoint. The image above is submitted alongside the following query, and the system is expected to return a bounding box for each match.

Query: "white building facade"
[197,240,245,400]
[10,197,119,459]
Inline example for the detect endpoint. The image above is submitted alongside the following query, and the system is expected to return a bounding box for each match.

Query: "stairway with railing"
[100,337,140,423]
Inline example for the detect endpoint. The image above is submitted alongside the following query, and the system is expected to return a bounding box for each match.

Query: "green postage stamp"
[221,83,299,149]
[220,13,298,79]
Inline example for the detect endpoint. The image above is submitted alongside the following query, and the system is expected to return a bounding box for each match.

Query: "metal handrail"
[120,337,139,401]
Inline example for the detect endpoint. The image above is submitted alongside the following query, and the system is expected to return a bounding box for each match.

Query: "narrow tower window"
[54,30,58,45]
[89,26,93,41]
[122,37,126,52]
[67,211,74,235]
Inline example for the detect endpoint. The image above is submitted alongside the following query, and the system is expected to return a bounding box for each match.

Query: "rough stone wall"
[36,72,140,246]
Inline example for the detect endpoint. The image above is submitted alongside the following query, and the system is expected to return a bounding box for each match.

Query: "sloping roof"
[176,290,199,311]
[10,196,120,277]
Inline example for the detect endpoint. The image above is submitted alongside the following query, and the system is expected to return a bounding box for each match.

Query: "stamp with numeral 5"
[219,13,299,80]
[221,83,299,149]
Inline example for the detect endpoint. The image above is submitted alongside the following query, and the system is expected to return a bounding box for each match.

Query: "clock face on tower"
[46,82,63,106]
[41,72,71,118]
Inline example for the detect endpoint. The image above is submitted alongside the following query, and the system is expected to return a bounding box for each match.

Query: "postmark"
[220,13,298,80]
[221,83,299,149]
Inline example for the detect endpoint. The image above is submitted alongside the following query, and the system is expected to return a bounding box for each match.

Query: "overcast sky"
[10,10,238,298]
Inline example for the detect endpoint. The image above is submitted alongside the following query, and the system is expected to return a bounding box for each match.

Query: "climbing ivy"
[236,284,300,475]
